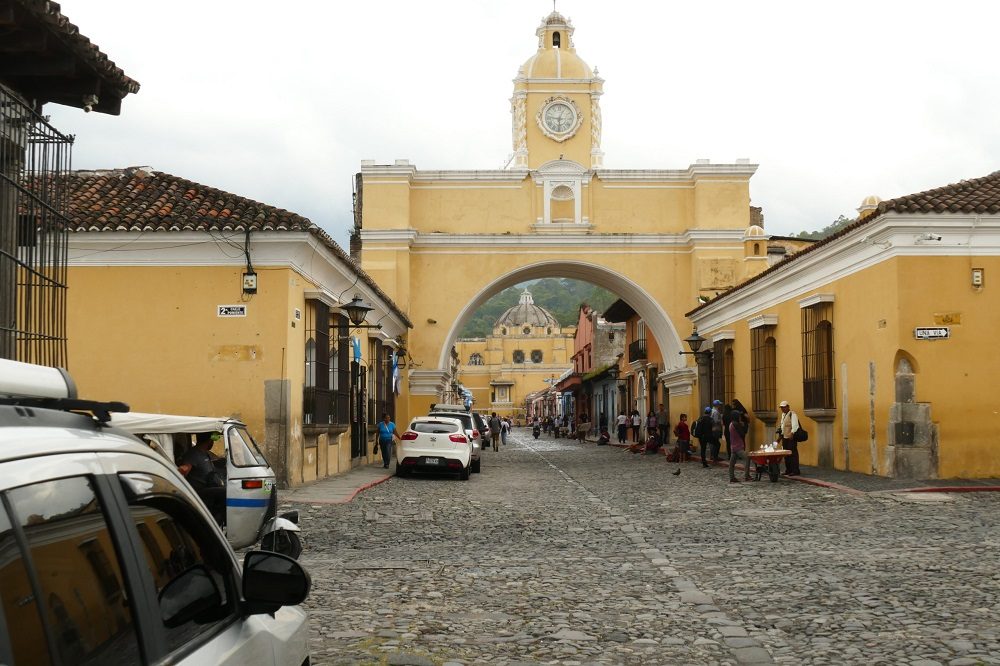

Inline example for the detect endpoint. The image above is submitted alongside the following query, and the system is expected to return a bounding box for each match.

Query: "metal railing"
[1,84,72,366]
[627,339,647,363]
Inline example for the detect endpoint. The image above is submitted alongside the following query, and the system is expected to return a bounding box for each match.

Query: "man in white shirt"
[777,400,802,476]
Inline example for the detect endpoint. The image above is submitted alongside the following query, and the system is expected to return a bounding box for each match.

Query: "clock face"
[543,102,575,133]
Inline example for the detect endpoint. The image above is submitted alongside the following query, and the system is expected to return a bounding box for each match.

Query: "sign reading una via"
[218,305,247,317]
[914,326,949,340]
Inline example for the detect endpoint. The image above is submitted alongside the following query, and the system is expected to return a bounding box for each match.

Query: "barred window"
[531,350,543,363]
[468,353,483,366]
[305,303,350,425]
[303,301,330,424]
[802,302,835,409]
[751,326,777,414]
[513,350,525,363]
[712,339,734,405]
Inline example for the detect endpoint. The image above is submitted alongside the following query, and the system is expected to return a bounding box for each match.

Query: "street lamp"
[338,294,380,329]
[679,326,714,409]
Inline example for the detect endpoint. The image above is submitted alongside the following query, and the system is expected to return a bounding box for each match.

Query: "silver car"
[0,359,311,665]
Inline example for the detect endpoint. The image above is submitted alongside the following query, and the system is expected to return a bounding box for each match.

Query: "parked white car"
[397,415,473,479]
[0,359,311,666]
[426,403,485,473]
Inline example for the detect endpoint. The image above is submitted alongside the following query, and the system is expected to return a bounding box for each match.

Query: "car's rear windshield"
[410,420,461,434]
[428,412,472,428]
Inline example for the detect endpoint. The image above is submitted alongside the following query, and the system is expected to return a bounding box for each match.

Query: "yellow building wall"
[708,254,1000,479]
[65,264,366,487]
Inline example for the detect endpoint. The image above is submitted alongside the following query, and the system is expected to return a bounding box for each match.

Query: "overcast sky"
[48,1,1000,248]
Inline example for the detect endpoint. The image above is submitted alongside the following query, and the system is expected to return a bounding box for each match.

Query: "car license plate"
[424,457,439,465]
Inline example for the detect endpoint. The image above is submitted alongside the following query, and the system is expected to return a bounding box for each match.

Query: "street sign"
[914,327,949,340]
[218,305,247,317]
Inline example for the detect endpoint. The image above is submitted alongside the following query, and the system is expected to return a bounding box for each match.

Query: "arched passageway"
[437,261,683,370]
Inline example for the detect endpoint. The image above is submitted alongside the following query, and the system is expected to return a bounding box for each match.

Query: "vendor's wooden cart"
[748,448,791,482]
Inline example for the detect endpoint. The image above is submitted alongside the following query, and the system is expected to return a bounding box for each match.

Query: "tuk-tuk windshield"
[228,427,268,467]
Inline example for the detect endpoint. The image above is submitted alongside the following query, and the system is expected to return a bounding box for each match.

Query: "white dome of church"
[519,11,594,79]
[495,289,560,329]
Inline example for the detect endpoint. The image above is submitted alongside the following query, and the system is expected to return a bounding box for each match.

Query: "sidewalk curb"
[871,485,1000,494]
[285,472,393,505]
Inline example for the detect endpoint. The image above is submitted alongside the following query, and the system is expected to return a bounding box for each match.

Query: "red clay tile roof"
[64,167,411,328]
[876,170,1000,215]
[6,0,139,112]
[687,170,1000,316]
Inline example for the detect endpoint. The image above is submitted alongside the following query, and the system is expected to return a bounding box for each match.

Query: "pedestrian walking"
[655,403,669,447]
[710,400,724,461]
[616,411,628,444]
[728,410,750,483]
[488,412,502,452]
[377,413,401,469]
[577,410,591,443]
[695,407,715,468]
[630,409,642,443]
[722,402,733,459]
[500,417,510,446]
[776,400,802,475]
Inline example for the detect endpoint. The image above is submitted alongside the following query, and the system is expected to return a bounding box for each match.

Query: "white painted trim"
[711,330,736,342]
[690,213,1000,332]
[66,231,409,338]
[358,230,739,247]
[303,289,341,307]
[597,163,758,181]
[799,294,835,308]
[409,185,524,190]
[748,314,778,329]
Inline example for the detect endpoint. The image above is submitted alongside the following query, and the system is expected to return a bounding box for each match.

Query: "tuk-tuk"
[111,411,302,558]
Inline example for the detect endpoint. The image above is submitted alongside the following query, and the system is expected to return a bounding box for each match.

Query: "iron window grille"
[712,339,734,405]
[531,349,543,363]
[802,302,835,409]
[1,84,72,366]
[513,350,525,363]
[750,326,777,414]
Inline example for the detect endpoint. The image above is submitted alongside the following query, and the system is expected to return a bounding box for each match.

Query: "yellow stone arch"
[355,12,766,422]
[437,260,683,370]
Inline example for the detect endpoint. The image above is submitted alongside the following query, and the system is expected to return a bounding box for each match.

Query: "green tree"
[794,214,854,240]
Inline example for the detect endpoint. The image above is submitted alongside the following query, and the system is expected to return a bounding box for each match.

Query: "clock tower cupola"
[511,11,604,170]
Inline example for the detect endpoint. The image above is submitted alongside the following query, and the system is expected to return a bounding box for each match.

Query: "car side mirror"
[242,550,311,615]
[159,564,222,628]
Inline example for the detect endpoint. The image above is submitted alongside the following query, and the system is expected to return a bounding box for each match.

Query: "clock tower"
[511,11,604,170]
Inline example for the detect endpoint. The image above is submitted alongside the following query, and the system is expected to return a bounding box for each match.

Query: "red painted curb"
[886,485,1000,494]
[336,474,394,503]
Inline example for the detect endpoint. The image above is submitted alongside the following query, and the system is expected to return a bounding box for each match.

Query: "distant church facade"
[454,289,574,419]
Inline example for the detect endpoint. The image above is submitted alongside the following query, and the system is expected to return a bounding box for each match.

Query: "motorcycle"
[532,425,541,439]
[111,411,303,558]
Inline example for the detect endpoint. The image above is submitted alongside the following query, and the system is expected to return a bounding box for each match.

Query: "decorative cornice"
[358,229,746,249]
[596,162,757,182]
[747,314,778,329]
[711,330,736,342]
[798,294,835,308]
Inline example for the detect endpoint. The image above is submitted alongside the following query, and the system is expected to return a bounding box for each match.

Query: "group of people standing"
[610,398,805,483]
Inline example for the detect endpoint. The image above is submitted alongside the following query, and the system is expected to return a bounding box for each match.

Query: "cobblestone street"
[292,429,1000,665]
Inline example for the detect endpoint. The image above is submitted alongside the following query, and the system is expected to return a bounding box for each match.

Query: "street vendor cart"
[748,443,791,482]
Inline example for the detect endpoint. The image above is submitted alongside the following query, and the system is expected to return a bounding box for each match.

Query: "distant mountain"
[458,279,618,338]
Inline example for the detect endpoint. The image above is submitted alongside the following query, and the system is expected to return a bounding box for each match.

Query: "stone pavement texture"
[284,428,1000,665]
